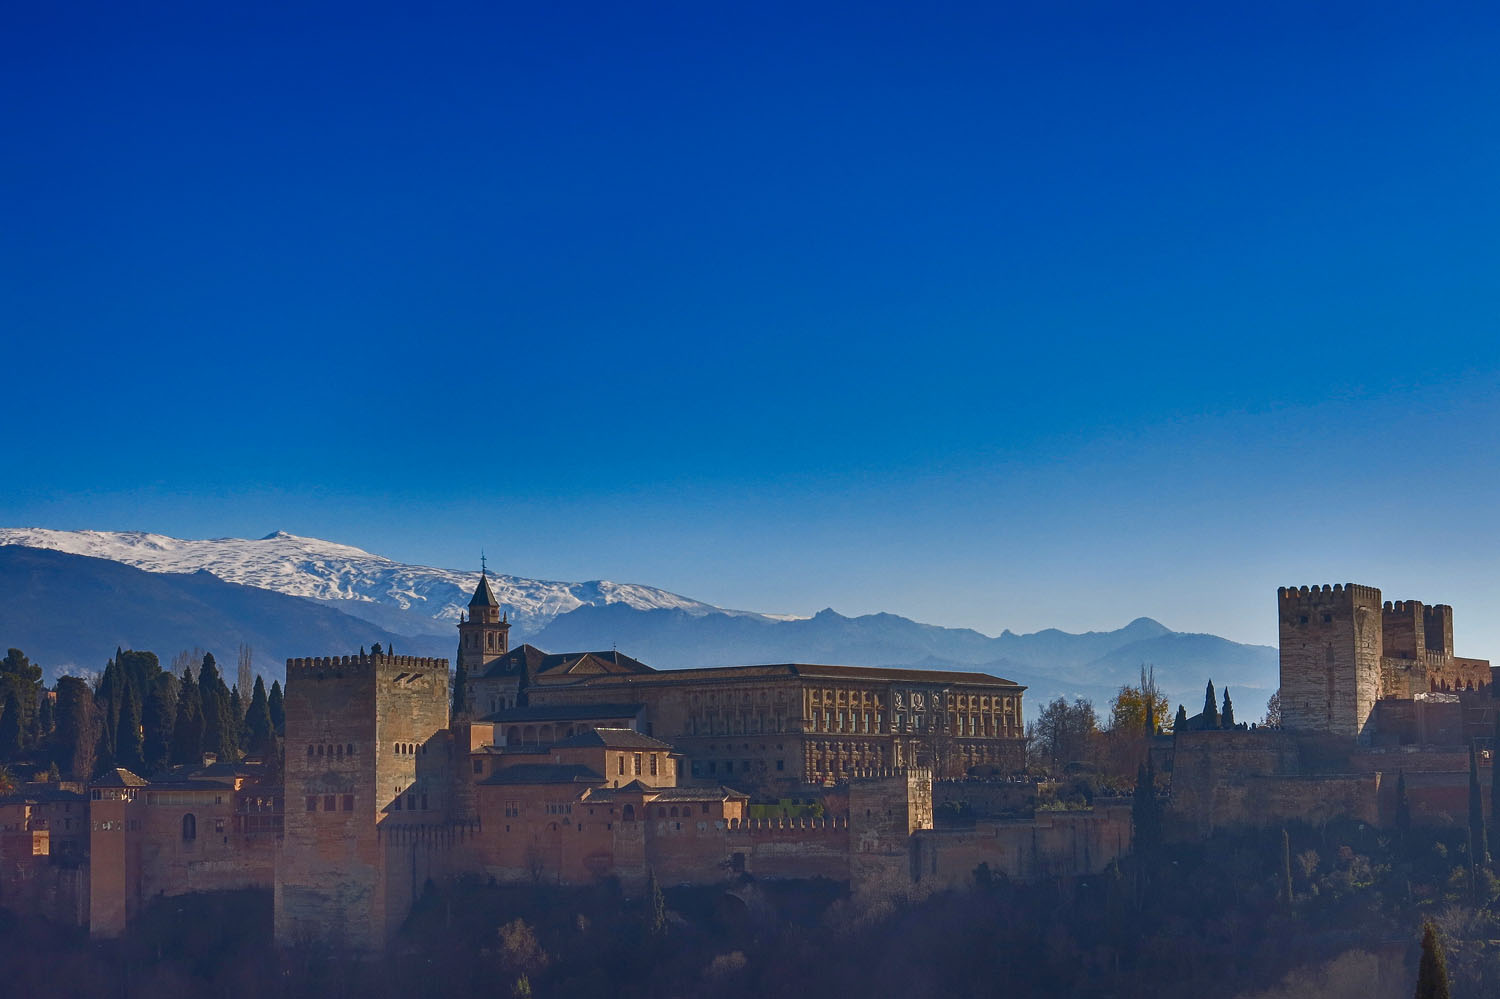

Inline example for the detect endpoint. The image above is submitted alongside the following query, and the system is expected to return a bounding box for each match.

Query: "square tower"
[275,652,449,951]
[1278,584,1383,741]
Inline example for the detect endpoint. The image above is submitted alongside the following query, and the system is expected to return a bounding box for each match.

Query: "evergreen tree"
[141,674,175,774]
[116,685,144,774]
[1279,827,1294,907]
[1144,699,1156,736]
[1395,770,1412,855]
[229,685,245,752]
[93,657,121,771]
[37,695,54,742]
[452,661,470,723]
[1132,759,1161,856]
[170,667,205,765]
[53,676,97,780]
[1468,743,1488,871]
[0,690,22,759]
[0,649,43,748]
[1414,921,1451,999]
[198,654,237,761]
[1491,714,1500,868]
[1220,689,1235,728]
[644,868,667,937]
[1202,680,1219,729]
[269,680,285,736]
[245,676,274,757]
[1173,704,1188,734]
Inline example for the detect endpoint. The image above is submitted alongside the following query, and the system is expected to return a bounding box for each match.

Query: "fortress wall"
[907,804,1133,891]
[933,779,1038,817]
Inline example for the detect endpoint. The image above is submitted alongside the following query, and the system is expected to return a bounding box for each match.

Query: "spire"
[469,569,499,608]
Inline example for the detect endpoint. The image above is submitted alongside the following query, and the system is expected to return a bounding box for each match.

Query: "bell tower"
[457,562,509,675]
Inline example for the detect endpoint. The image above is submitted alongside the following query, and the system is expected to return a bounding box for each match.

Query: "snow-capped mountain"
[0,528,739,636]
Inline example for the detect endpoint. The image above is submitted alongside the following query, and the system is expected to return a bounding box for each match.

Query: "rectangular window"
[214,817,225,834]
[473,760,483,774]
[408,794,417,811]
[650,754,658,776]
[305,797,316,812]
[324,795,336,812]
[776,760,784,771]
[342,795,354,812]
[393,796,402,811]
[421,794,429,810]
[708,761,717,774]
[634,753,642,776]
[618,755,625,776]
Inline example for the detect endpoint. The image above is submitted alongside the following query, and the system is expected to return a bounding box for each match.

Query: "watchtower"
[274,651,449,951]
[1277,584,1383,741]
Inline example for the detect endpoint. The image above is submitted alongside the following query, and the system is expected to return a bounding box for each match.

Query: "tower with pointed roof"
[457,567,509,676]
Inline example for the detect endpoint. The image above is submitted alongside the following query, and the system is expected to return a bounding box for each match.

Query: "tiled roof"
[478,702,644,724]
[542,661,1023,688]
[550,728,675,751]
[92,768,148,788]
[478,764,606,786]
[589,782,749,802]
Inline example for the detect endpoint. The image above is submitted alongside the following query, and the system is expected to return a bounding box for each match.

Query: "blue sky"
[4,2,1499,650]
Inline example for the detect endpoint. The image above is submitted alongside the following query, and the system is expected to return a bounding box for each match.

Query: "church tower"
[457,567,509,675]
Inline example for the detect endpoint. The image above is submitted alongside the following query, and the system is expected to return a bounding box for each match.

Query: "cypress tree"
[1490,714,1500,868]
[245,676,274,755]
[1395,770,1412,855]
[269,680,285,736]
[1280,828,1294,907]
[198,654,237,761]
[141,675,174,774]
[644,867,667,937]
[1221,689,1236,729]
[171,667,204,765]
[1144,700,1156,736]
[1203,680,1219,730]
[1468,744,1488,871]
[53,677,97,780]
[1174,704,1188,734]
[1414,921,1451,999]
[229,685,245,752]
[116,686,144,774]
[0,690,22,760]
[452,662,470,723]
[37,695,54,742]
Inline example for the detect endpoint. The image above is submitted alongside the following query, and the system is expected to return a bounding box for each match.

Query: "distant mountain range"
[0,529,1280,719]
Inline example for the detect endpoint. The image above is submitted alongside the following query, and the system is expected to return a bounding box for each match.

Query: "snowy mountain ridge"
[0,528,741,636]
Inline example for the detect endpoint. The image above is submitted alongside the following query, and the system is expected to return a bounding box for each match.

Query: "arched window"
[316,745,324,756]
[623,804,636,821]
[182,814,196,841]
[347,744,354,755]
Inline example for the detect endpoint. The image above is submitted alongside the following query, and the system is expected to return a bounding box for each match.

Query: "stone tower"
[457,570,509,675]
[274,651,450,951]
[1278,584,1383,741]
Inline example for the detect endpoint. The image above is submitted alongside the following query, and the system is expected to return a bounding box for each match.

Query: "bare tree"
[237,643,254,696]
[171,647,207,681]
[1264,689,1282,728]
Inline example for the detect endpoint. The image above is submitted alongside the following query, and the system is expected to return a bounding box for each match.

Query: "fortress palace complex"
[6,577,1492,952]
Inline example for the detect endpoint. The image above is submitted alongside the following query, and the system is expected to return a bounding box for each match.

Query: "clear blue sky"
[4,2,1499,651]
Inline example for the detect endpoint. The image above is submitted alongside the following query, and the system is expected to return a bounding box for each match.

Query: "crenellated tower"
[457,568,509,676]
[1278,584,1383,742]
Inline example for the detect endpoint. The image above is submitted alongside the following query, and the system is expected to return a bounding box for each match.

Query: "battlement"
[285,654,449,674]
[846,766,932,782]
[728,815,848,832]
[1278,583,1381,605]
